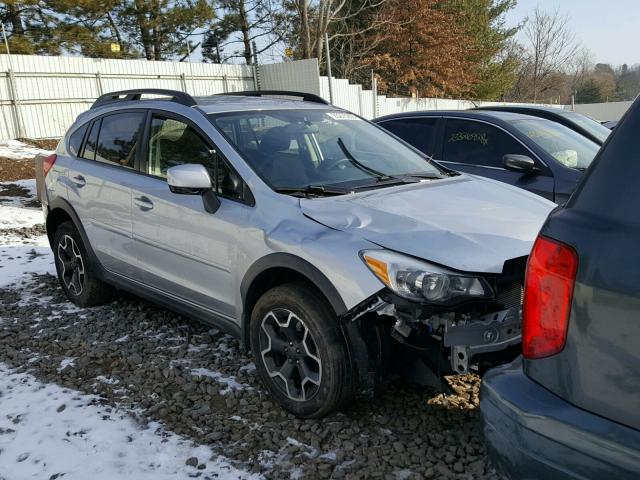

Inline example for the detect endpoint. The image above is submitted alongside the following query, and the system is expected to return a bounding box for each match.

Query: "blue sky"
[505,0,640,66]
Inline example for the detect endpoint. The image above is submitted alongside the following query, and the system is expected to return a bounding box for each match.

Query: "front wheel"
[53,221,114,307]
[250,283,355,418]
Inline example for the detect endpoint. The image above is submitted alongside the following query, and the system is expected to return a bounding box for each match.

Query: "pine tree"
[446,0,520,100]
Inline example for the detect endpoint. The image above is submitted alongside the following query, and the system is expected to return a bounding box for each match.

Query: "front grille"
[495,280,523,310]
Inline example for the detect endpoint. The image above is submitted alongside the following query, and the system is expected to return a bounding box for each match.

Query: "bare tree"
[290,0,386,65]
[522,8,580,101]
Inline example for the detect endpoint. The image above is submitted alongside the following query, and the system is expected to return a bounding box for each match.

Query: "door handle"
[134,195,154,211]
[71,174,86,188]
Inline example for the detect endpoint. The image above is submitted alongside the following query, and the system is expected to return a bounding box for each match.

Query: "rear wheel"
[53,221,114,307]
[250,283,355,418]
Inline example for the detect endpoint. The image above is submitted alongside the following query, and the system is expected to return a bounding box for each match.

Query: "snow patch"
[0,140,53,159]
[0,243,55,288]
[0,204,44,230]
[0,363,260,480]
[57,357,75,372]
[190,367,252,394]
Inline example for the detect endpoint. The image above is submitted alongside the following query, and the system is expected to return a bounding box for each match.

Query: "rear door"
[129,112,253,319]
[526,97,640,430]
[376,117,441,157]
[437,118,555,201]
[66,110,146,276]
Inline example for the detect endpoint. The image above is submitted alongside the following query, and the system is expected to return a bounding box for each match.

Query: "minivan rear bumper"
[481,358,640,480]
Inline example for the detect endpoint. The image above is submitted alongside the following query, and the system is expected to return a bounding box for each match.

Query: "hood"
[300,175,555,274]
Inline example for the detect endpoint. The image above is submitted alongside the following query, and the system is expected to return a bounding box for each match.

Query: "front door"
[437,118,555,201]
[66,111,146,276]
[129,113,253,319]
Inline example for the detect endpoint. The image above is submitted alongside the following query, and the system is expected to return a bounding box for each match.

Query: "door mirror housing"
[167,163,221,213]
[167,164,212,194]
[503,154,538,174]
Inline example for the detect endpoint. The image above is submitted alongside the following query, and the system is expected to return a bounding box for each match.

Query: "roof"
[474,105,573,117]
[374,109,537,123]
[89,89,335,116]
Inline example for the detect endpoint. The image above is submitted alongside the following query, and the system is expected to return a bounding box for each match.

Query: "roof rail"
[216,90,329,105]
[92,89,197,109]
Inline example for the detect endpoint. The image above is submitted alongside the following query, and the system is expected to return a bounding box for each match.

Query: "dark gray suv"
[481,97,640,478]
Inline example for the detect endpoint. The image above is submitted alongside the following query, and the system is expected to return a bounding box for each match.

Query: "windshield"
[511,119,600,170]
[565,111,611,144]
[209,109,443,192]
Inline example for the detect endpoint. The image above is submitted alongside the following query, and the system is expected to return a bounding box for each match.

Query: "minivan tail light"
[523,236,578,359]
[43,153,57,177]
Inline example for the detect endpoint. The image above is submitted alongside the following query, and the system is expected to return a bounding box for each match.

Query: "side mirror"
[167,163,220,214]
[167,164,212,194]
[502,154,538,174]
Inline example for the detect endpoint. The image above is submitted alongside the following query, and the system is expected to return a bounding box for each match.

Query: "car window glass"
[511,119,600,169]
[95,112,145,168]
[380,118,438,156]
[68,123,88,157]
[81,119,100,161]
[442,119,529,167]
[209,110,442,191]
[566,112,610,143]
[148,116,214,177]
[148,115,247,202]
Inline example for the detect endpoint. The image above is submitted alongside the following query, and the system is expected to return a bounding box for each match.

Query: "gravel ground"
[0,274,497,479]
[0,178,498,479]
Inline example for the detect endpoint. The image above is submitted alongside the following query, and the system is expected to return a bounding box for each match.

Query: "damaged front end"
[342,254,526,392]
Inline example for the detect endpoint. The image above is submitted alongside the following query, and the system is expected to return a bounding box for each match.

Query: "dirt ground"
[0,157,36,182]
[0,138,59,182]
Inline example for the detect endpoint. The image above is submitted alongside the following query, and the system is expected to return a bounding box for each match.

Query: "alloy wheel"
[259,308,322,402]
[57,234,85,296]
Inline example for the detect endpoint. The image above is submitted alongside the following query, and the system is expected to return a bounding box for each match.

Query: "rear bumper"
[481,358,640,480]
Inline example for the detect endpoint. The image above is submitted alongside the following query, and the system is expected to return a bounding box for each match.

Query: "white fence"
[573,101,633,121]
[0,54,587,141]
[0,54,255,140]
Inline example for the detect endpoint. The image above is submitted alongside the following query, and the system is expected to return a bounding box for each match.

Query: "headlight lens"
[361,250,493,304]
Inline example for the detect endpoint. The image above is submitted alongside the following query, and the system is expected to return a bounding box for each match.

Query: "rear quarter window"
[68,123,89,157]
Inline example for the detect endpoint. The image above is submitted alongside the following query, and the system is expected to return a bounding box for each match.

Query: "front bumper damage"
[382,299,521,374]
[341,289,523,392]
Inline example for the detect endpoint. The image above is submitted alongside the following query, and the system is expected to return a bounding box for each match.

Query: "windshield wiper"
[337,138,397,182]
[403,172,447,179]
[273,185,352,197]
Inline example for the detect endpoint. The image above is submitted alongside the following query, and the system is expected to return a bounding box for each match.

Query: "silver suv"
[42,89,553,418]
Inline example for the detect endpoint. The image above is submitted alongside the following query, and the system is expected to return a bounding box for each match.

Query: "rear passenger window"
[68,123,88,157]
[442,119,530,167]
[380,118,438,156]
[95,112,145,168]
[81,120,100,161]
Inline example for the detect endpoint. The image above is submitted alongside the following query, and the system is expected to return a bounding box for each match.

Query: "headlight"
[360,250,493,304]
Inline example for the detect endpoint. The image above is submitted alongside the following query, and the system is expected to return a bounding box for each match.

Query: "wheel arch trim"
[240,253,348,345]
[47,197,100,266]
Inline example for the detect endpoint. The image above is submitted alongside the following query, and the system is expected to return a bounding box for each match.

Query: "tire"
[52,221,115,307]
[250,282,355,418]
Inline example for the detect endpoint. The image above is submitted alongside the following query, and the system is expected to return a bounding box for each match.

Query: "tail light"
[43,153,57,177]
[523,236,578,359]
